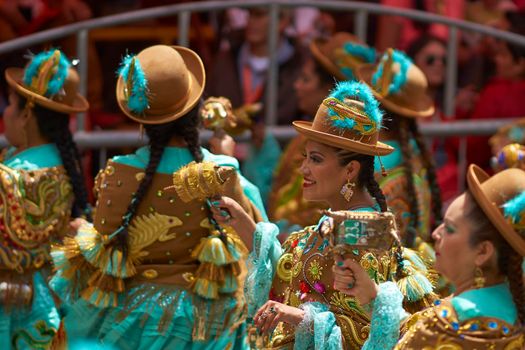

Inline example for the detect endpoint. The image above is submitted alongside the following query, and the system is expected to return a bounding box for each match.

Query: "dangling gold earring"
[340,179,356,202]
[474,266,485,289]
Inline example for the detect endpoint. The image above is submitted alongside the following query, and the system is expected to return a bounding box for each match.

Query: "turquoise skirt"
[55,283,249,350]
[0,271,61,350]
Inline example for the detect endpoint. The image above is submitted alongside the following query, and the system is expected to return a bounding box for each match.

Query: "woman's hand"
[68,217,88,236]
[333,256,379,306]
[210,196,256,250]
[254,300,305,334]
[209,131,236,157]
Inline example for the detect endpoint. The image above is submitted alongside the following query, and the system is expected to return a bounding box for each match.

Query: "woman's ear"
[19,104,33,126]
[345,160,361,182]
[474,240,496,268]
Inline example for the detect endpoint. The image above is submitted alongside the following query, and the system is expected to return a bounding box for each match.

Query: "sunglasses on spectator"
[425,55,447,65]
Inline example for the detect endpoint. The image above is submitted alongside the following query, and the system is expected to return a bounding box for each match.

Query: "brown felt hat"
[5,49,89,114]
[293,81,393,156]
[467,164,525,256]
[310,32,375,81]
[116,45,205,124]
[357,48,434,118]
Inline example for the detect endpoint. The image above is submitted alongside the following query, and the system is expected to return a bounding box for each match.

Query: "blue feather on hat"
[325,81,383,134]
[23,49,71,97]
[503,191,525,228]
[118,54,149,114]
[372,49,411,95]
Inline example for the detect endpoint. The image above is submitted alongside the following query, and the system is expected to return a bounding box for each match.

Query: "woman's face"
[494,41,525,79]
[414,41,447,88]
[431,194,486,286]
[3,91,27,148]
[294,58,331,117]
[300,140,350,204]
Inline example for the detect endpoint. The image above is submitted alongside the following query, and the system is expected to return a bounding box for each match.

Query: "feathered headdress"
[503,191,525,233]
[371,49,411,96]
[335,42,376,81]
[117,54,149,114]
[323,80,383,135]
[22,49,71,98]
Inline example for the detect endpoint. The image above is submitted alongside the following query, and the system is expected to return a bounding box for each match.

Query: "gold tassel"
[191,234,234,266]
[191,278,219,299]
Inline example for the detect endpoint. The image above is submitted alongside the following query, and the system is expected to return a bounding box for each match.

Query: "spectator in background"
[207,7,302,126]
[407,35,447,111]
[465,18,525,172]
[376,0,465,51]
[407,35,460,204]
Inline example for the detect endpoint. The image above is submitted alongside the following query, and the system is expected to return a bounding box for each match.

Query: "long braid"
[408,119,443,229]
[360,156,388,213]
[398,118,419,246]
[21,98,91,220]
[181,106,203,162]
[114,125,170,255]
[114,105,202,255]
[336,151,388,212]
[500,245,525,325]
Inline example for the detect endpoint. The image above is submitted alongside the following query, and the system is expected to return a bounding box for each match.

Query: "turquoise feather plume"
[343,42,376,64]
[503,191,525,226]
[22,49,71,97]
[118,54,149,114]
[327,80,383,132]
[372,49,411,95]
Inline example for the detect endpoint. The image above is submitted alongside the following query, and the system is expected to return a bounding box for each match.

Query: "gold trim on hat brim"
[116,46,206,125]
[357,63,434,119]
[5,68,89,114]
[467,164,525,256]
[293,120,394,156]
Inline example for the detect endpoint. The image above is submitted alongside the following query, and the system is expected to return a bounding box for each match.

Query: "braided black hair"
[17,95,91,220]
[335,150,388,213]
[407,118,443,229]
[398,118,419,246]
[114,104,202,255]
[383,115,443,246]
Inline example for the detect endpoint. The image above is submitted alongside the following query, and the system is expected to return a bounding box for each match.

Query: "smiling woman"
[211,81,437,349]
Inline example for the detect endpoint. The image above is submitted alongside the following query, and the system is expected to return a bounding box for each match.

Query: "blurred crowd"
[0,0,524,204]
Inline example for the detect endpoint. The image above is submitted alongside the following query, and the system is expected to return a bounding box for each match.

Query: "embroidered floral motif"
[308,260,324,281]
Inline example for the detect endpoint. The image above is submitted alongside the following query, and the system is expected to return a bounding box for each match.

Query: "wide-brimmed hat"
[116,45,205,124]
[467,164,525,256]
[5,49,89,114]
[357,49,434,118]
[293,81,393,156]
[310,32,376,81]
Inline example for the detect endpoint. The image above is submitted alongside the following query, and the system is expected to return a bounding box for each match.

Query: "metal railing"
[1,0,524,191]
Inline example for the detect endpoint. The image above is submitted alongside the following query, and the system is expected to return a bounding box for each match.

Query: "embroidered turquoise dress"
[0,144,74,350]
[51,146,267,350]
[245,207,435,349]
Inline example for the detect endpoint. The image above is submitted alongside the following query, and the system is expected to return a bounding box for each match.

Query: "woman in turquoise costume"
[1,49,91,349]
[50,44,266,349]
[268,32,377,236]
[334,164,525,349]
[357,49,442,255]
[211,81,437,349]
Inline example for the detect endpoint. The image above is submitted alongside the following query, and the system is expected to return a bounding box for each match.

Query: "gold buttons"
[142,269,158,279]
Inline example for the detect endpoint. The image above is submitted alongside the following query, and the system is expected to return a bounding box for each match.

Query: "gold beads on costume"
[142,269,158,279]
